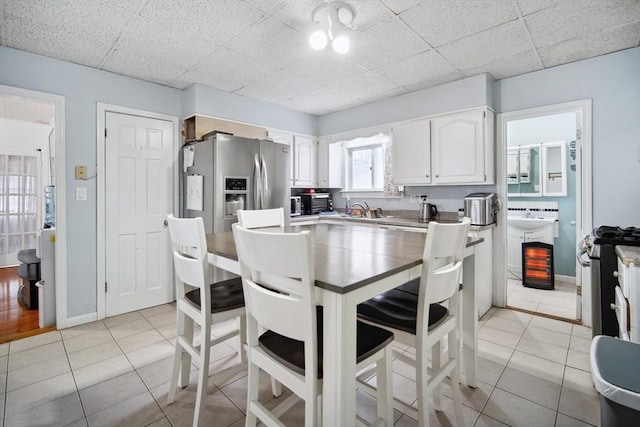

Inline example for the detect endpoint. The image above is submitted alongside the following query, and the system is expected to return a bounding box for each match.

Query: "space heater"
[522,242,554,290]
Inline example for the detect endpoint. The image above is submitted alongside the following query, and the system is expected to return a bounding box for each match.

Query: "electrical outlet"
[409,195,417,203]
[75,165,87,180]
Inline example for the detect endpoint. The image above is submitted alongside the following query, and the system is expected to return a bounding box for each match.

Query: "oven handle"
[577,248,591,267]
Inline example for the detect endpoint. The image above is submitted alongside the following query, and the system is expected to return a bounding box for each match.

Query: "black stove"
[593,226,640,246]
[589,225,640,338]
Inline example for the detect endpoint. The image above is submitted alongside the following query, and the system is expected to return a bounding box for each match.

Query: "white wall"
[185,84,317,136]
[495,47,640,227]
[318,74,492,136]
[0,46,184,318]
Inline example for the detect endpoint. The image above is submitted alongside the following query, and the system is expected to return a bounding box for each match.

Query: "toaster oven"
[290,196,302,216]
[301,193,333,215]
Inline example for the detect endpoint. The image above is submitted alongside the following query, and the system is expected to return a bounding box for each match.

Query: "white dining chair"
[165,214,247,427]
[233,223,395,427]
[356,217,471,427]
[237,207,285,398]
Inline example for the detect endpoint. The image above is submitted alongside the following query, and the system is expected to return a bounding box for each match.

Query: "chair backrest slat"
[237,208,285,229]
[166,214,208,292]
[233,224,315,346]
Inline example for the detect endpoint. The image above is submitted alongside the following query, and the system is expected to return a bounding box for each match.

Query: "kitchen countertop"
[291,214,496,232]
[616,245,640,266]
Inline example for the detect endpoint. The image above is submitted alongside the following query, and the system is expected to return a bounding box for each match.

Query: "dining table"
[206,221,483,426]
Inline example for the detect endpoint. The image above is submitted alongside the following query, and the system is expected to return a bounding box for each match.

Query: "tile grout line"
[60,328,89,426]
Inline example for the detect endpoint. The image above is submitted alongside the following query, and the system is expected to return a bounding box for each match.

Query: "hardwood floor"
[0,266,52,343]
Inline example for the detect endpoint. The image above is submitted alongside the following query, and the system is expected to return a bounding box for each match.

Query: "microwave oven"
[290,196,302,216]
[301,193,333,215]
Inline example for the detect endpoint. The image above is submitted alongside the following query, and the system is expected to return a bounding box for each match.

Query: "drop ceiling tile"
[525,0,640,49]
[227,17,311,68]
[116,16,217,70]
[140,0,264,41]
[515,0,558,16]
[241,0,288,15]
[438,20,531,70]
[101,47,189,86]
[5,0,133,39]
[539,21,640,68]
[176,48,277,92]
[463,50,543,80]
[327,72,406,101]
[400,0,518,47]
[234,85,286,104]
[374,49,463,89]
[236,66,324,102]
[99,0,147,14]
[380,0,425,15]
[350,18,430,69]
[3,15,115,68]
[273,0,395,34]
[283,51,366,88]
[280,87,358,115]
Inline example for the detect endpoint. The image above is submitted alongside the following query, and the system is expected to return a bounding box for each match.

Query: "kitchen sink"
[507,215,556,231]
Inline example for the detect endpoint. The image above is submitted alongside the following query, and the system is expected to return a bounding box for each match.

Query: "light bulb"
[332,35,349,54]
[309,30,328,50]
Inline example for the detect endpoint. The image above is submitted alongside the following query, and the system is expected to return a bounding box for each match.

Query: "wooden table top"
[207,222,483,294]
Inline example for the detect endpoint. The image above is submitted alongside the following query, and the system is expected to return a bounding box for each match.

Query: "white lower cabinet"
[473,228,493,318]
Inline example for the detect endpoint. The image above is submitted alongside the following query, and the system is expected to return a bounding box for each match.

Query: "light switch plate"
[76,187,87,201]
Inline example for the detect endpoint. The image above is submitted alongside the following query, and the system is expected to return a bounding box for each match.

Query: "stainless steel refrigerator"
[182,134,291,233]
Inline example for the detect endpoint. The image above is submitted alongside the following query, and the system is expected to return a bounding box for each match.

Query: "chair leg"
[245,360,259,427]
[271,377,282,397]
[376,346,394,426]
[449,329,465,427]
[432,340,442,412]
[193,336,211,427]
[416,345,429,427]
[167,342,183,404]
[181,316,194,388]
[238,315,247,364]
[168,310,190,403]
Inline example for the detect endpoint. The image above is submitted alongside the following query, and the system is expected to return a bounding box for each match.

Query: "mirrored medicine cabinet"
[508,141,566,197]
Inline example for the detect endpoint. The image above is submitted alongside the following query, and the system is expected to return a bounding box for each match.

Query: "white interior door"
[105,112,173,316]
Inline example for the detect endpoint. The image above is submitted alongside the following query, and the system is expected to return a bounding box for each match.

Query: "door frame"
[0,84,68,327]
[495,99,593,324]
[96,103,179,320]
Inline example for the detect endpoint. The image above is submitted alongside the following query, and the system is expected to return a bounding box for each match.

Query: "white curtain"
[382,137,402,197]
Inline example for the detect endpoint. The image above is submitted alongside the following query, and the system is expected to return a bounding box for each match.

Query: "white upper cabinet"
[392,118,431,185]
[317,138,343,188]
[293,135,315,187]
[431,109,494,185]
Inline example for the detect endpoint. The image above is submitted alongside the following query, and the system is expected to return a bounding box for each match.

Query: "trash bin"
[590,335,640,427]
[36,280,56,328]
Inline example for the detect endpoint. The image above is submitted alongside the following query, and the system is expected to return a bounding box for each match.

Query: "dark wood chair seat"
[259,306,394,379]
[185,277,244,313]
[357,279,448,335]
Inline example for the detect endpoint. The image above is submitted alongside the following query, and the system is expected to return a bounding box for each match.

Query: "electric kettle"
[419,195,438,222]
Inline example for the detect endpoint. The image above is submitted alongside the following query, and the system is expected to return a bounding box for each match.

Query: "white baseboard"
[64,312,98,329]
[555,274,576,284]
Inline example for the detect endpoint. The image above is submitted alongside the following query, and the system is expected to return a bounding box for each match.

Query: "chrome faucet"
[523,209,532,218]
[351,202,370,218]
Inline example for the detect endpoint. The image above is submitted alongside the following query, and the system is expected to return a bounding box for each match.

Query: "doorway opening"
[0,89,64,341]
[496,100,593,324]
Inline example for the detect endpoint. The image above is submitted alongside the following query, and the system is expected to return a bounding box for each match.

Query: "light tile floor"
[507,278,578,320]
[0,304,600,426]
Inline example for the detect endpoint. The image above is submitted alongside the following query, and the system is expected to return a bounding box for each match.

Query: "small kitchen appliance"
[464,192,498,225]
[418,195,437,222]
[290,196,302,216]
[301,193,333,215]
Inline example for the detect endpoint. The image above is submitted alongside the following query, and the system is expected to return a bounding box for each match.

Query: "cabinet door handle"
[426,174,429,178]
[435,174,439,178]
[613,271,619,278]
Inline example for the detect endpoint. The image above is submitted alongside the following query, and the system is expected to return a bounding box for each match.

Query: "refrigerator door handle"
[254,153,262,210]
[260,156,268,209]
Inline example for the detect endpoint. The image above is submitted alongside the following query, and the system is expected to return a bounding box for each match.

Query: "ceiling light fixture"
[309,1,356,54]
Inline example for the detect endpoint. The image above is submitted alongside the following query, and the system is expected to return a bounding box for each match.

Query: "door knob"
[163,219,168,227]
